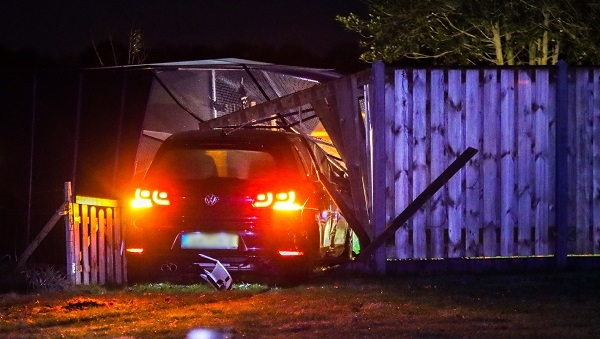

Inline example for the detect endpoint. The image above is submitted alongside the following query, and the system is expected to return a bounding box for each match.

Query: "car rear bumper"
[124,216,317,282]
[125,248,310,283]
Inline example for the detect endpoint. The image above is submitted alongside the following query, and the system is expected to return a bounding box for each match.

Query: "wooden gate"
[65,192,125,285]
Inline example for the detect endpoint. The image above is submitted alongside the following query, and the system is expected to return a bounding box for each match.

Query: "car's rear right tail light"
[252,190,302,210]
[126,248,144,254]
[279,250,304,256]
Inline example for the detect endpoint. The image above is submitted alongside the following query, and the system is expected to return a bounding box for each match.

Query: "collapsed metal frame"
[198,62,477,273]
[198,68,374,250]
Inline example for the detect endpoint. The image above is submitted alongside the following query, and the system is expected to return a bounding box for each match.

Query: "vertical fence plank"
[98,209,106,285]
[430,69,447,258]
[446,69,464,257]
[555,61,570,265]
[465,69,482,256]
[81,205,90,285]
[534,69,551,255]
[500,69,516,256]
[517,70,534,256]
[482,70,500,256]
[394,69,412,258]
[73,203,81,285]
[371,61,387,273]
[575,69,593,254]
[594,69,600,254]
[412,69,428,258]
[90,206,98,284]
[106,208,114,284]
[114,207,124,284]
[385,79,397,230]
[547,69,557,255]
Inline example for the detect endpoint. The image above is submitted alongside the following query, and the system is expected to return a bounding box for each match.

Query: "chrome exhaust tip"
[161,263,178,272]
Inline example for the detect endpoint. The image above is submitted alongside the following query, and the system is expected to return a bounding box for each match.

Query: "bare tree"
[91,25,147,66]
[128,27,147,65]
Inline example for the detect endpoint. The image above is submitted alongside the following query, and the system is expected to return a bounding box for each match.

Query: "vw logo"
[204,194,219,206]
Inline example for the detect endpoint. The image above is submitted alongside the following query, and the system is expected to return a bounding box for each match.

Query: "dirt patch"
[63,297,113,311]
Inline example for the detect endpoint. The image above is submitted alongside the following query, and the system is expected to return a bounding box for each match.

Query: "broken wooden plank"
[332,75,371,237]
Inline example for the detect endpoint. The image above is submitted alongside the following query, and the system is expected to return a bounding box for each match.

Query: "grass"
[0,270,599,338]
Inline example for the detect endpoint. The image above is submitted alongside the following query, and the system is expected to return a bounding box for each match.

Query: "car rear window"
[147,148,281,180]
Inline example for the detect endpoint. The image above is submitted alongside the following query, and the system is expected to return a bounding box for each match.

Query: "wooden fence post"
[64,182,76,284]
[371,60,387,274]
[14,202,67,272]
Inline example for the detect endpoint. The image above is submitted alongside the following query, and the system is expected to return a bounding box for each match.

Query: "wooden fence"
[65,194,125,285]
[385,65,600,260]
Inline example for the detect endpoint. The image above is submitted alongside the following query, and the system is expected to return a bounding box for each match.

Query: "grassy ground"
[0,270,599,338]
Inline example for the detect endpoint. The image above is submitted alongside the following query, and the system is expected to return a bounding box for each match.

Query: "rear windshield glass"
[147,149,282,180]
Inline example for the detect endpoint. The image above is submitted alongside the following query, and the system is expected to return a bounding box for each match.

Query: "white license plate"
[180,232,239,250]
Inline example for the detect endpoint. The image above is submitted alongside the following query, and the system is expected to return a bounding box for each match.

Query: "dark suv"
[125,128,354,283]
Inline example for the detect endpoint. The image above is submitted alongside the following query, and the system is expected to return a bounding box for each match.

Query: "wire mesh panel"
[134,63,333,180]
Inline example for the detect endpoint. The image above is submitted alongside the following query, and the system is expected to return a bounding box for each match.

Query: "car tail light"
[126,248,144,253]
[279,250,304,256]
[131,188,170,208]
[252,190,302,210]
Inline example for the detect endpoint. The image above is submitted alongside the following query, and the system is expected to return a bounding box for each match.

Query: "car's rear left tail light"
[131,188,170,208]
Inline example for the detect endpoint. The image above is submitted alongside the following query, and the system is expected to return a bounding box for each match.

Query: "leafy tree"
[336,0,600,65]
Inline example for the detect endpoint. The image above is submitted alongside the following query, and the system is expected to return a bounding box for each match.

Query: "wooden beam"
[311,96,346,156]
[200,70,371,129]
[332,75,371,236]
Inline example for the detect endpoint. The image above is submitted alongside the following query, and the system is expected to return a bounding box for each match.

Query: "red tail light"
[279,250,304,256]
[131,188,170,208]
[126,248,144,254]
[252,190,302,210]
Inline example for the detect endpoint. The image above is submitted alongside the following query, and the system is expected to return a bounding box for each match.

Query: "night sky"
[0,0,368,64]
[0,1,372,260]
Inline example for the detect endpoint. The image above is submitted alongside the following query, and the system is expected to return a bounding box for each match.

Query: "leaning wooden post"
[64,182,76,284]
[555,60,569,269]
[15,201,68,272]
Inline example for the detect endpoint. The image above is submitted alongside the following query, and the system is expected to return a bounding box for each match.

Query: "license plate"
[180,232,239,250]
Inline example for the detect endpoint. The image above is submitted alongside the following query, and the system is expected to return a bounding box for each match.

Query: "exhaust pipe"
[161,263,178,272]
